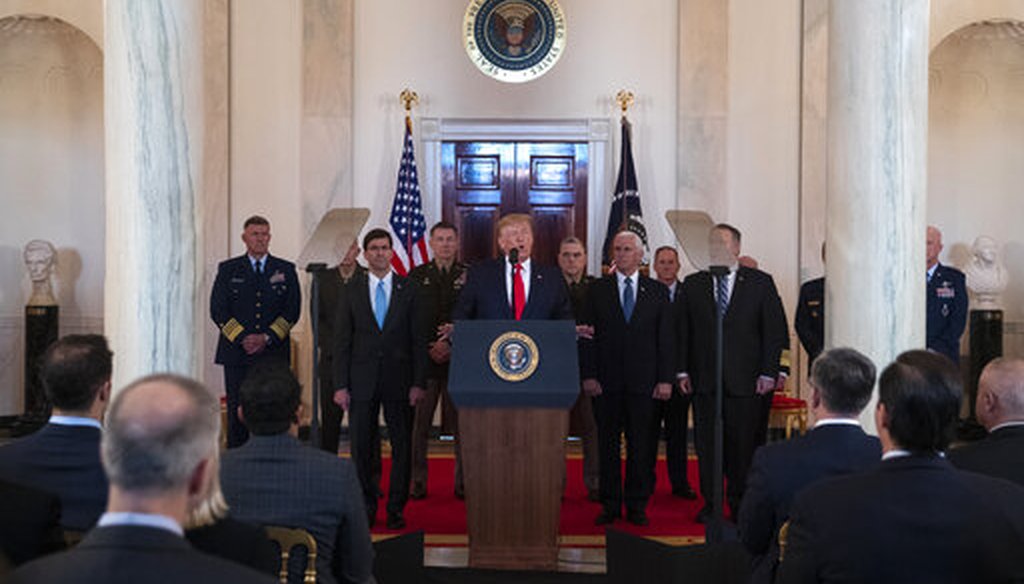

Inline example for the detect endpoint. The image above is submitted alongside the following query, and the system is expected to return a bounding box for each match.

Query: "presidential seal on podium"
[489,331,540,382]
[463,0,567,83]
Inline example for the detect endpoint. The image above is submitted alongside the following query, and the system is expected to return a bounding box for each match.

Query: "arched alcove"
[0,15,104,415]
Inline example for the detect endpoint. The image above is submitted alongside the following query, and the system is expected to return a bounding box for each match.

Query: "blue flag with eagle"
[601,117,648,267]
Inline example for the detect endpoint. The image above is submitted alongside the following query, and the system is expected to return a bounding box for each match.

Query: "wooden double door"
[442,141,588,267]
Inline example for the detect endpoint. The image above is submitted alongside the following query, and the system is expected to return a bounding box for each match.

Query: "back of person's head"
[239,362,301,436]
[40,334,113,412]
[102,374,219,494]
[877,350,962,452]
[810,348,876,416]
[977,357,1024,428]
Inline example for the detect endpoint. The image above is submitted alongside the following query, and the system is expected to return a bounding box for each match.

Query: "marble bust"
[24,239,57,307]
[965,235,1007,310]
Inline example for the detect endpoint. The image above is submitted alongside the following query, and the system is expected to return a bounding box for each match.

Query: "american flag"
[389,117,429,275]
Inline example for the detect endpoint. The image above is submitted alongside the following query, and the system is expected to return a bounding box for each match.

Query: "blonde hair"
[496,213,533,236]
[184,439,229,529]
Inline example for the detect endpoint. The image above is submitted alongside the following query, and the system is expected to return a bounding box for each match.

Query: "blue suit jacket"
[451,258,572,321]
[0,423,107,531]
[220,434,374,584]
[926,263,967,365]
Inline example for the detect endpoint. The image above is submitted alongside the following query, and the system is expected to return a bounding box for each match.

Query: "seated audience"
[220,363,374,584]
[738,347,880,584]
[0,478,64,567]
[8,374,277,584]
[777,351,1024,584]
[0,334,111,531]
[949,357,1024,486]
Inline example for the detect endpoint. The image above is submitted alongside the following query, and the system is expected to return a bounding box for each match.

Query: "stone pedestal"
[18,305,58,435]
[968,309,1002,416]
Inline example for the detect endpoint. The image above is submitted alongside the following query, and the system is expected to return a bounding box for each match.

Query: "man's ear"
[187,457,211,499]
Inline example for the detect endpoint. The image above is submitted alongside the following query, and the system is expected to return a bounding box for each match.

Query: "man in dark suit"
[9,374,278,584]
[738,348,880,584]
[926,225,967,366]
[210,215,301,447]
[677,223,789,521]
[0,334,110,531]
[949,357,1024,486]
[0,479,64,568]
[222,364,374,584]
[334,228,429,530]
[581,231,675,526]
[452,213,573,322]
[408,221,468,500]
[650,245,697,500]
[777,350,1024,584]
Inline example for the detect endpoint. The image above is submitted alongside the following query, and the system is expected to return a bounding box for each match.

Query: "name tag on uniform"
[807,300,821,306]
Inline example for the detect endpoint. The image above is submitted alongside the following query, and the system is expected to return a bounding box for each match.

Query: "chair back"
[777,520,791,563]
[264,525,317,584]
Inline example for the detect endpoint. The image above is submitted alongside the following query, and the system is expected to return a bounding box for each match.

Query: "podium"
[449,320,579,570]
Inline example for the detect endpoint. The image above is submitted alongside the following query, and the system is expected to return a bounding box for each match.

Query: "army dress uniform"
[211,254,300,447]
[407,260,467,499]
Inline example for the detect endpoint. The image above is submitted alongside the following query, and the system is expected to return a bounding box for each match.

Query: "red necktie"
[513,263,526,320]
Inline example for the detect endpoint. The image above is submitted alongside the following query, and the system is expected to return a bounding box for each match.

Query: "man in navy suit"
[738,347,880,584]
[10,374,278,584]
[334,228,429,530]
[925,225,967,366]
[0,334,111,531]
[210,215,300,447]
[452,213,573,322]
[222,364,374,584]
[777,351,1024,584]
[949,357,1024,487]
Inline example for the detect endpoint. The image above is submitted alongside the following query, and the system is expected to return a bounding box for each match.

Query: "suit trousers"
[223,366,250,448]
[693,393,764,514]
[410,377,463,493]
[349,395,412,518]
[593,391,656,515]
[319,369,382,491]
[649,390,692,492]
[569,390,600,494]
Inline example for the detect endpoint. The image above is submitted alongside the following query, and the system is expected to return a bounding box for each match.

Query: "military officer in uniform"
[211,215,300,448]
[926,225,968,366]
[408,222,467,500]
[795,243,825,371]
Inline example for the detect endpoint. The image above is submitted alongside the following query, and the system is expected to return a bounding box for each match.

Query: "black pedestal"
[15,305,59,436]
[963,309,1002,441]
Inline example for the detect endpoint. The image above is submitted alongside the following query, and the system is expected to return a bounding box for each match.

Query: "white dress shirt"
[98,512,183,536]
[49,415,102,430]
[248,254,267,273]
[368,270,394,315]
[505,257,532,306]
[812,418,861,430]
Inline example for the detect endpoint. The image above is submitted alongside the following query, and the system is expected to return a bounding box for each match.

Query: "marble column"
[825,0,930,431]
[104,1,228,388]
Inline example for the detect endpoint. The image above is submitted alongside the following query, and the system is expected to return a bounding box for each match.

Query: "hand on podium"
[582,378,602,397]
[333,389,351,411]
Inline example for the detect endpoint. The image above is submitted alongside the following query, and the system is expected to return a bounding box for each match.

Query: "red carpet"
[370,456,707,544]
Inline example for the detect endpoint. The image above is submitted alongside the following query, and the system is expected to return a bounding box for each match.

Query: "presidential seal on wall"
[488,331,540,382]
[463,0,567,83]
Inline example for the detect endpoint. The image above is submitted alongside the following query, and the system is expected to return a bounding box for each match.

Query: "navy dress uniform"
[926,263,968,366]
[211,254,300,447]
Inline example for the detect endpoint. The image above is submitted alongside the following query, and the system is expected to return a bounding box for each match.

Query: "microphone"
[508,247,519,264]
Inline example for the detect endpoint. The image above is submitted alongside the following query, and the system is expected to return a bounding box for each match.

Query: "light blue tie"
[374,281,388,329]
[622,277,635,321]
[716,275,729,318]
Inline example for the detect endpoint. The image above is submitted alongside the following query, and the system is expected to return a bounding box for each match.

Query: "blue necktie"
[622,277,635,321]
[716,274,729,318]
[374,281,388,329]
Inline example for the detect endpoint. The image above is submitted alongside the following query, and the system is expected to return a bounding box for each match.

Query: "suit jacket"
[777,455,1024,584]
[316,265,367,386]
[0,423,107,531]
[677,267,789,397]
[926,263,967,365]
[794,277,824,365]
[948,424,1024,487]
[334,272,428,400]
[211,254,301,366]
[580,275,675,393]
[185,516,278,576]
[738,424,880,584]
[220,433,375,584]
[451,258,573,321]
[0,479,64,568]
[8,525,278,584]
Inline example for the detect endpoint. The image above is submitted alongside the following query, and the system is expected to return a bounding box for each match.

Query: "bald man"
[949,358,1024,487]
[926,226,967,366]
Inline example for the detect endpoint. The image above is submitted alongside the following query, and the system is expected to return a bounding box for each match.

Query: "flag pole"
[399,88,419,262]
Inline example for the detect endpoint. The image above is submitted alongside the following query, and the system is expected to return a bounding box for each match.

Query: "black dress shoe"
[695,506,712,524]
[672,484,698,500]
[385,512,406,530]
[409,485,427,500]
[626,510,649,526]
[595,509,619,526]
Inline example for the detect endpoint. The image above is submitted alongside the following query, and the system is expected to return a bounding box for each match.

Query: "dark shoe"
[626,510,649,526]
[587,489,600,502]
[385,512,406,530]
[672,484,698,500]
[595,509,619,526]
[695,506,712,524]
[454,485,465,500]
[410,484,427,500]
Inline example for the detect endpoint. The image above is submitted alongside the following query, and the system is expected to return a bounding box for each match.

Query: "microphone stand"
[706,265,729,543]
[306,262,328,448]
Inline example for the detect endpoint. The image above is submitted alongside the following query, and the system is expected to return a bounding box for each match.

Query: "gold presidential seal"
[488,331,540,382]
[463,0,567,83]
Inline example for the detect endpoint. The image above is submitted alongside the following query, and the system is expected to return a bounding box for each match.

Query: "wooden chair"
[770,392,808,439]
[264,526,317,584]
[777,519,792,563]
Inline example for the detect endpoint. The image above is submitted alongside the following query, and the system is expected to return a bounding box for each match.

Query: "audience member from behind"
[0,334,111,531]
[220,363,375,584]
[738,348,880,584]
[777,351,1024,584]
[9,374,278,584]
[949,357,1024,486]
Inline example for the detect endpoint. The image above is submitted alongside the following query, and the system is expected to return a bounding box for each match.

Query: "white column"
[825,0,930,430]
[104,1,210,387]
